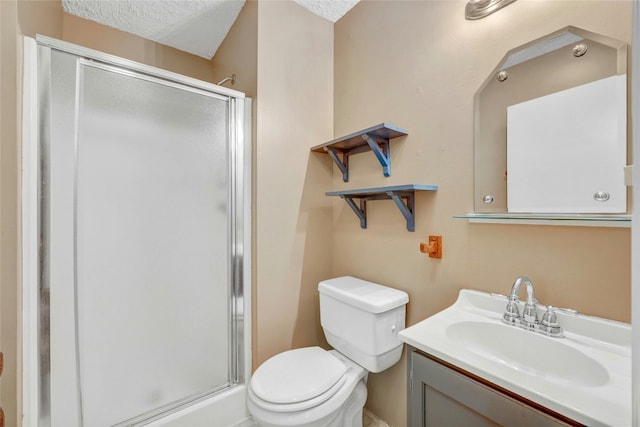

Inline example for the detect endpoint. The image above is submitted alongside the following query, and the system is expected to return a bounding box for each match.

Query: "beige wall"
[212,0,257,98]
[1,2,20,426]
[334,1,632,425]
[254,0,334,368]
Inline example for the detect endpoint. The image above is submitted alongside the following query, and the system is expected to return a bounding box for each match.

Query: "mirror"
[474,26,628,214]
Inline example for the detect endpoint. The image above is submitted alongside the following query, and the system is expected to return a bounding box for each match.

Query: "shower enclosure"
[22,36,251,426]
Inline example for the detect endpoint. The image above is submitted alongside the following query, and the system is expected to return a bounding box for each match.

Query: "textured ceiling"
[62,0,246,59]
[62,0,361,60]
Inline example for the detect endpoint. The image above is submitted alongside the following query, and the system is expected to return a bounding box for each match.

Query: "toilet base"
[340,379,367,427]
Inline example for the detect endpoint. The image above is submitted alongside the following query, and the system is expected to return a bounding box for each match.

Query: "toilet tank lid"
[318,276,409,314]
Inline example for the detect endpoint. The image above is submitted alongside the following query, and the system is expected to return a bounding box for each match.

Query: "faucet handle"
[502,299,520,325]
[541,305,558,326]
[540,306,563,337]
[521,301,538,329]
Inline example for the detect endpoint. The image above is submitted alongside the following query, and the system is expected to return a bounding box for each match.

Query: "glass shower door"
[44,48,238,426]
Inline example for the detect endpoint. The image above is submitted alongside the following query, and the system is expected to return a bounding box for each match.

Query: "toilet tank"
[318,276,409,373]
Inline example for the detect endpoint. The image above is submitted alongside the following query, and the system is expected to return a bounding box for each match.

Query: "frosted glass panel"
[75,63,230,425]
[507,74,627,213]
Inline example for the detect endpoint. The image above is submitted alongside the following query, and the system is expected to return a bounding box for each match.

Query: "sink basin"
[398,289,631,427]
[446,321,609,387]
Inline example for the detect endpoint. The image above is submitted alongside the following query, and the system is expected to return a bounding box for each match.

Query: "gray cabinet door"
[408,349,580,427]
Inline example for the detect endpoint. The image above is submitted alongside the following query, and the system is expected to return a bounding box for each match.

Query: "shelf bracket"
[341,195,367,228]
[362,133,391,177]
[387,191,415,231]
[326,147,349,182]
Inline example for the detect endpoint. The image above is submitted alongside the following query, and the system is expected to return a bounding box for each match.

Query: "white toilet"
[247,276,409,427]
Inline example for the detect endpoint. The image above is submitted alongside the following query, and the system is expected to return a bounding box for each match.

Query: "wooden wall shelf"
[327,184,438,232]
[311,123,407,182]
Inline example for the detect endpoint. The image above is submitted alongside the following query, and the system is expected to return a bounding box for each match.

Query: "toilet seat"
[249,347,347,413]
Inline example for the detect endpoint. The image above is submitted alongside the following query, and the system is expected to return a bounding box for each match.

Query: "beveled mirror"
[474,26,628,215]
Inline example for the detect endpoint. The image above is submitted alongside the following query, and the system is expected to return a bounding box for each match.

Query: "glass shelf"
[454,213,631,228]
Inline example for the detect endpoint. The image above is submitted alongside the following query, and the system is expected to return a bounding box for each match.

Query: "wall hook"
[420,235,442,258]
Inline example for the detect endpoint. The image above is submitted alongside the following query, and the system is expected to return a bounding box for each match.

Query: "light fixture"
[465,0,517,20]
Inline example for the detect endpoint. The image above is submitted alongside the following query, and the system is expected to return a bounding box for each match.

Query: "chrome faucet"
[502,276,564,338]
[503,275,538,329]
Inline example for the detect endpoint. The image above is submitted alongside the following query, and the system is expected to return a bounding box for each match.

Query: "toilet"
[247,276,409,427]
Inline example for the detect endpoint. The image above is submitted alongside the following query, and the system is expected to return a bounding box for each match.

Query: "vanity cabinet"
[407,347,582,427]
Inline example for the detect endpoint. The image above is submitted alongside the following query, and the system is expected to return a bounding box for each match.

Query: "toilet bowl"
[247,277,409,427]
[247,348,367,427]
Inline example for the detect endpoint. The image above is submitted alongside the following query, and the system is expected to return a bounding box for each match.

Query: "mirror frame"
[473,26,628,216]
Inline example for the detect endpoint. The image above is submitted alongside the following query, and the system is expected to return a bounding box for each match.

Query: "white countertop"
[398,289,631,427]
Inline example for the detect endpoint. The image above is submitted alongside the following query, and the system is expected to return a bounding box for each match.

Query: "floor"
[232,419,257,426]
[240,409,391,426]
[363,409,392,427]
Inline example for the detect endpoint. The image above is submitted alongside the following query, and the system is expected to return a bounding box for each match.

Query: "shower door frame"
[21,35,252,426]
